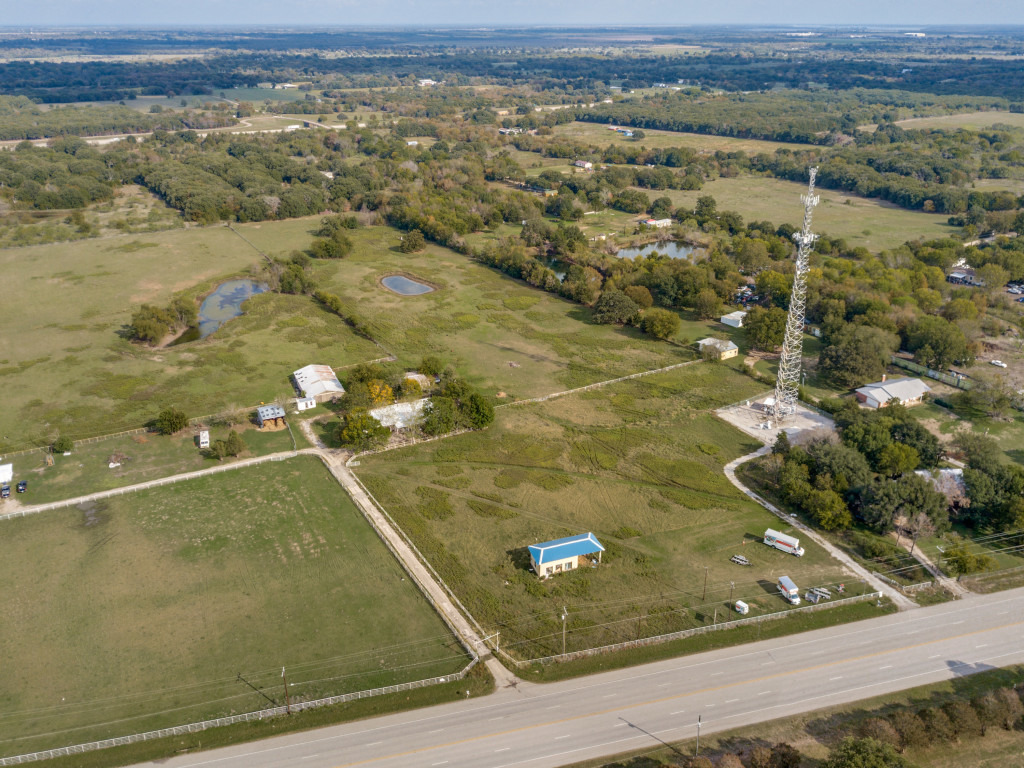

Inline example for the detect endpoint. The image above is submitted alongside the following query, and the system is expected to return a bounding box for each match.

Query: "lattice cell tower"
[772,167,819,423]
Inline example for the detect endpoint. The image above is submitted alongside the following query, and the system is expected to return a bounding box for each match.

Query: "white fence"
[0,660,477,766]
[495,591,883,667]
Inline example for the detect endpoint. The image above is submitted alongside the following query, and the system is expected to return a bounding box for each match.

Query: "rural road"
[136,587,1024,768]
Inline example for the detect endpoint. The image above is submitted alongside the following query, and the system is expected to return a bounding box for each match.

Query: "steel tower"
[772,168,819,423]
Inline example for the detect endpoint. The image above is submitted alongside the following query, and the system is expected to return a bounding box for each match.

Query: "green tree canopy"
[155,407,188,435]
[745,305,788,351]
[591,289,640,324]
[642,307,681,339]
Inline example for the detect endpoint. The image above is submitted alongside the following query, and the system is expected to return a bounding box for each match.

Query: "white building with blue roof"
[528,533,604,578]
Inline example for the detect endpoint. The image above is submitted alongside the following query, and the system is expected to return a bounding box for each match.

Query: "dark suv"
[16,481,27,493]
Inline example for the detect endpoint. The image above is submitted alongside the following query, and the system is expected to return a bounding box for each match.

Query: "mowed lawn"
[278,227,697,400]
[551,121,808,154]
[0,456,468,757]
[357,364,850,662]
[0,219,382,451]
[641,176,957,251]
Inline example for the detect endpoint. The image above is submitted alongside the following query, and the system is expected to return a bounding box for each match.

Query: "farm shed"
[528,533,604,579]
[855,376,930,409]
[0,464,11,485]
[720,310,748,328]
[293,364,345,403]
[296,396,317,412]
[256,405,286,428]
[696,337,739,360]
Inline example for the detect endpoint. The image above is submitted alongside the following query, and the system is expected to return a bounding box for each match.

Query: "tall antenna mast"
[772,168,819,423]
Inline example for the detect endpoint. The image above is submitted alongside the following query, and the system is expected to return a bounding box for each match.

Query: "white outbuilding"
[293,364,345,403]
[720,310,748,328]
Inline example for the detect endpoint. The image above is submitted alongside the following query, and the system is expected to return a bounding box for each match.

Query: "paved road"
[137,588,1024,768]
[722,447,919,610]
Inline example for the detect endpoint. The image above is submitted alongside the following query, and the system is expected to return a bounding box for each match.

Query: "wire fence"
[0,659,478,766]
[890,356,973,390]
[493,591,883,667]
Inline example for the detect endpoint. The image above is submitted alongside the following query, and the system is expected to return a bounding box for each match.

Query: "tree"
[130,303,175,344]
[642,308,681,339]
[591,290,640,324]
[224,430,246,457]
[889,710,928,751]
[745,306,788,351]
[972,692,1007,736]
[155,407,188,435]
[807,440,871,496]
[821,737,910,768]
[399,229,426,253]
[367,380,394,407]
[768,742,801,768]
[310,231,353,259]
[693,289,722,320]
[818,325,899,389]
[462,392,495,429]
[772,430,791,457]
[338,410,389,451]
[808,488,852,530]
[918,707,955,743]
[994,687,1024,730]
[52,435,74,453]
[952,430,1002,470]
[419,356,445,378]
[875,443,920,477]
[749,747,772,768]
[694,195,717,223]
[623,284,654,309]
[905,315,970,369]
[859,474,948,534]
[943,699,982,739]
[856,718,900,749]
[942,535,995,578]
[422,397,458,436]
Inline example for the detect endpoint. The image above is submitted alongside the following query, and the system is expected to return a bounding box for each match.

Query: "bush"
[591,289,640,324]
[821,737,910,768]
[155,407,188,435]
[337,410,389,451]
[889,710,928,750]
[624,284,654,309]
[52,435,74,453]
[641,307,681,339]
[399,229,426,253]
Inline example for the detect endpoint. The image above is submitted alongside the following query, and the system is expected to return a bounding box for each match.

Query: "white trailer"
[764,528,805,557]
[778,576,801,605]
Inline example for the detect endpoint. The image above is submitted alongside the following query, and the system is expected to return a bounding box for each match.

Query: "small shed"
[696,337,739,360]
[198,430,210,449]
[0,464,12,485]
[720,310,748,328]
[296,396,317,412]
[528,533,604,579]
[256,405,286,428]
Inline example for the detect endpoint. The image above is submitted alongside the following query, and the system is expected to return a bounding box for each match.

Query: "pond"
[616,241,697,261]
[381,275,435,295]
[539,257,570,282]
[170,279,267,345]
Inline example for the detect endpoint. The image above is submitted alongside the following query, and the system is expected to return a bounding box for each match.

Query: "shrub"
[888,710,928,750]
[399,229,426,253]
[155,407,188,435]
[624,284,654,309]
[641,307,681,339]
[591,289,640,324]
[52,435,74,453]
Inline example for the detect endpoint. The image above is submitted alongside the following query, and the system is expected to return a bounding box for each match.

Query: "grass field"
[895,111,1024,131]
[642,176,957,251]
[356,363,852,661]
[0,456,469,757]
[259,226,704,400]
[0,219,382,451]
[551,121,807,154]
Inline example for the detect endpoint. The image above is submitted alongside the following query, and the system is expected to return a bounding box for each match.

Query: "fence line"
[900,580,936,593]
[890,356,973,390]
[0,660,477,767]
[500,358,699,408]
[494,592,883,667]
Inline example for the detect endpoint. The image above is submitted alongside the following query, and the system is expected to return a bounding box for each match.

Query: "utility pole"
[702,566,709,602]
[695,714,702,756]
[282,667,291,715]
[561,607,568,656]
[729,581,735,603]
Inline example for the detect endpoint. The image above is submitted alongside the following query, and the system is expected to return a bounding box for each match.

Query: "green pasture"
[551,121,807,154]
[357,364,849,662]
[895,110,1024,131]
[642,176,957,251]
[0,456,468,757]
[0,219,382,451]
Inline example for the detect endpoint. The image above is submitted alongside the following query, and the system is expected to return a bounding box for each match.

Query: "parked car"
[16,481,27,493]
[991,360,1008,368]
[1,485,9,498]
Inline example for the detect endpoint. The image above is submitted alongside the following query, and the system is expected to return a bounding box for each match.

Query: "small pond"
[539,257,570,282]
[170,279,267,345]
[616,241,697,261]
[381,275,435,295]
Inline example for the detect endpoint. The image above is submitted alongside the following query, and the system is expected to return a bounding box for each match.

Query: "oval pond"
[171,279,267,345]
[382,275,435,295]
[616,241,697,261]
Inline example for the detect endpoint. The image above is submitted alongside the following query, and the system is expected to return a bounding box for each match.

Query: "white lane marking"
[705,703,715,707]
[758,691,772,696]
[951,620,965,625]
[928,654,942,659]
[546,705,561,710]
[976,644,989,648]
[490,716,504,721]
[761,661,775,665]
[428,729,444,734]
[495,747,511,752]
[431,763,449,766]
[603,694,616,699]
[999,611,1009,615]
[711,672,724,676]
[671,710,686,715]
[726,698,739,703]
[614,722,628,728]
[365,741,383,746]
[879,665,893,670]
[554,735,570,740]
[658,683,671,687]
[830,676,843,681]
[301,756,319,761]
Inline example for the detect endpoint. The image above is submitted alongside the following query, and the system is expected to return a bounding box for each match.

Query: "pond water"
[616,241,697,261]
[539,257,570,282]
[381,275,435,295]
[170,279,267,345]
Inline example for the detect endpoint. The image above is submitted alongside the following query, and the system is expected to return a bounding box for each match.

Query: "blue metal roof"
[528,533,604,565]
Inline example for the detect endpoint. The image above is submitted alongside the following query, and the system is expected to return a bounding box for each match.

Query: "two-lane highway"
[140,589,1024,768]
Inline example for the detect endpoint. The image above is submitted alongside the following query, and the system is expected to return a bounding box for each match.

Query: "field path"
[723,446,920,611]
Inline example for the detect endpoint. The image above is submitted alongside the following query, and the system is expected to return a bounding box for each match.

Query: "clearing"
[0,456,469,757]
[551,121,808,154]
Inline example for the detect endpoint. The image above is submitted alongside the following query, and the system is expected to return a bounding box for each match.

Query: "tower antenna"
[773,168,819,423]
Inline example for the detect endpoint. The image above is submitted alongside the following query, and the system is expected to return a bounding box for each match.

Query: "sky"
[6,1,1024,28]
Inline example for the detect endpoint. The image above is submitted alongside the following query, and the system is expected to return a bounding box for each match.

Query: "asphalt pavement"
[138,587,1024,768]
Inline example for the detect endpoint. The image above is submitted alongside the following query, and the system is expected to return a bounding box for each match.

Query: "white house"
[406,140,419,146]
[720,310,748,328]
[293,364,345,403]
[643,218,673,229]
[573,160,593,170]
[528,533,604,579]
[855,376,931,409]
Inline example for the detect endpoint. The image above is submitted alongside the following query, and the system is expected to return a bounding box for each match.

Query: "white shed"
[0,464,12,485]
[720,310,748,328]
[296,396,317,412]
[198,431,210,449]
